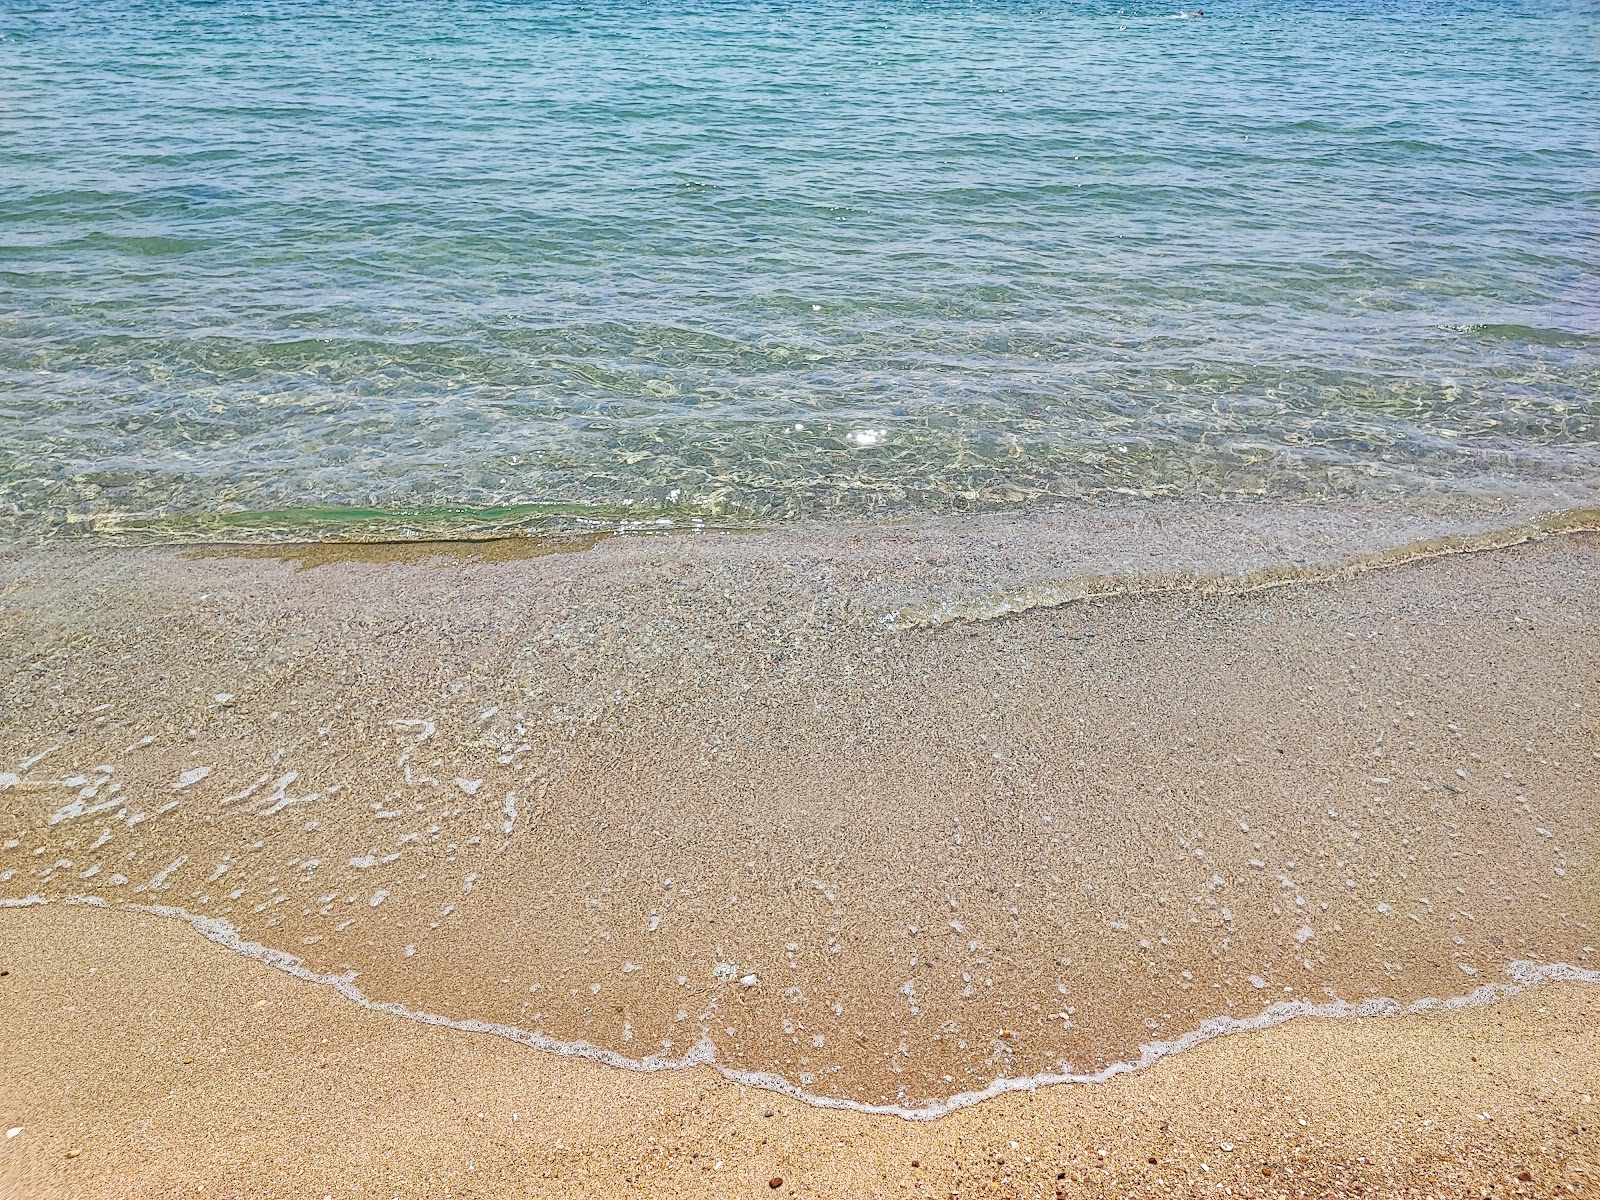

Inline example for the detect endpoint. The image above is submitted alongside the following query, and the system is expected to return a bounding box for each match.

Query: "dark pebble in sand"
[769,1176,783,1189]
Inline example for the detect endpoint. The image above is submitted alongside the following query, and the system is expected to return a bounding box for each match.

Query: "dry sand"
[0,901,1595,1199]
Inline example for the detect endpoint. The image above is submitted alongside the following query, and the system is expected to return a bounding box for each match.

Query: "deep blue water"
[1,0,1596,539]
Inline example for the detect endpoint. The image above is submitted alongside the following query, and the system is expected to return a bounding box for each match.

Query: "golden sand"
[0,902,1595,1199]
[0,501,1596,1192]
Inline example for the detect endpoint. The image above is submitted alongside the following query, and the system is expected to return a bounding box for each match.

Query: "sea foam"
[8,894,1595,1122]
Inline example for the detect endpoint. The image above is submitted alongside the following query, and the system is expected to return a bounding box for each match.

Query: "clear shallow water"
[1,0,1597,541]
[3,519,1598,1106]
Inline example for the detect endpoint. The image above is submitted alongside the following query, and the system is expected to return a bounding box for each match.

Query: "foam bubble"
[173,766,213,790]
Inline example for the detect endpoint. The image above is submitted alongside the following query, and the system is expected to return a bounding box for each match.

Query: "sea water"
[2,0,1599,1115]
[1,0,1596,541]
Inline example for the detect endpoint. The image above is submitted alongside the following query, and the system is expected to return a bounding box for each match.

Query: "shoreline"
[2,902,1595,1198]
[1,503,1596,1110]
[8,0,1598,1190]
[6,892,1600,1125]
[23,489,1600,553]
[1,499,1596,1194]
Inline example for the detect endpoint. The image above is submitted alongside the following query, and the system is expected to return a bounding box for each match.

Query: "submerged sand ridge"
[0,504,1595,1110]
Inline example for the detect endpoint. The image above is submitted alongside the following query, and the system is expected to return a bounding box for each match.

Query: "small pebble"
[769,1177,783,1189]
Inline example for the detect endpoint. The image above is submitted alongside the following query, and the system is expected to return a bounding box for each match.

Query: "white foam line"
[9,895,1599,1121]
[141,855,189,892]
[173,766,213,791]
[49,793,123,826]
[16,745,61,773]
[220,774,270,807]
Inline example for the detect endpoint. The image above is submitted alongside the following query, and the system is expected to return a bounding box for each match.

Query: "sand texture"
[0,503,1597,1194]
[0,902,1596,1199]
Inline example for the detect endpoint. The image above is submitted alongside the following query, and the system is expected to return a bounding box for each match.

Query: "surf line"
[888,506,1600,630]
[7,893,1598,1122]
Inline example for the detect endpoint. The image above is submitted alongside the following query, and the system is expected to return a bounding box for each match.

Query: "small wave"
[57,500,755,548]
[11,894,1596,1122]
[886,506,1600,630]
[1457,323,1600,349]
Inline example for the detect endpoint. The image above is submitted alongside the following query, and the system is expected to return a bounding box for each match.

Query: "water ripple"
[0,0,1596,538]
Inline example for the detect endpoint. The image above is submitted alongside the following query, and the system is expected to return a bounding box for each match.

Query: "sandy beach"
[0,505,1593,1196]
[5,506,1598,1091]
[7,1,1598,1190]
[1,901,1595,1198]
[1,504,1597,1194]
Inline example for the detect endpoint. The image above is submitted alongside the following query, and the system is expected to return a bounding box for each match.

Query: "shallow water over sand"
[2,504,1595,1109]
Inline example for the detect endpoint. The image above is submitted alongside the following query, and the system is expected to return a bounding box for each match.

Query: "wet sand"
[3,504,1597,1105]
[1,901,1595,1199]
[0,500,1597,1188]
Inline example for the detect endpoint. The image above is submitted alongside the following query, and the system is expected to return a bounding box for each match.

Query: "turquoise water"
[1,0,1596,540]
